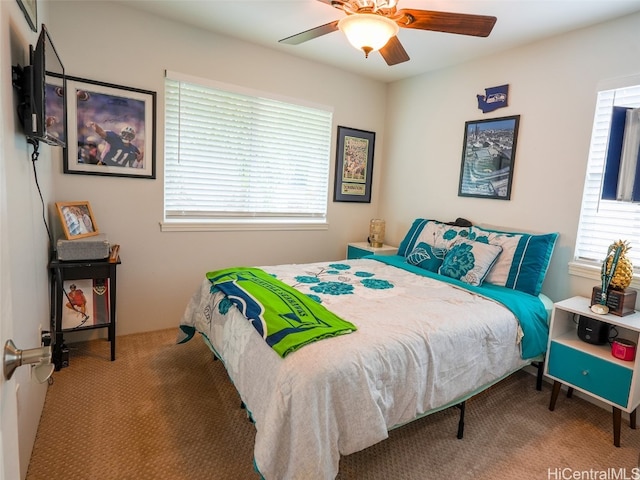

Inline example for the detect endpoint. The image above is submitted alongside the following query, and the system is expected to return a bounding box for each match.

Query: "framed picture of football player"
[63,75,156,179]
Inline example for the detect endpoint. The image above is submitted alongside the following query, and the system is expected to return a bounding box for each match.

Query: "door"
[0,157,20,480]
[0,7,21,474]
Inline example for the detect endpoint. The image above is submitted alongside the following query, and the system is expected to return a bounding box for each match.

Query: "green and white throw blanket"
[206,267,357,357]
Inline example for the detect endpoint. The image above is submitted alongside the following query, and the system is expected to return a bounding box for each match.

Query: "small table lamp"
[369,219,386,248]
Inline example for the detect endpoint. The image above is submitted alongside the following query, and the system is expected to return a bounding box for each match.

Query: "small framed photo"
[458,115,520,200]
[333,126,376,203]
[64,75,156,179]
[56,201,99,240]
[16,0,37,32]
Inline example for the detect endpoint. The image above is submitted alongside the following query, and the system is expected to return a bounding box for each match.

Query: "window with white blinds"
[574,83,640,271]
[163,71,333,229]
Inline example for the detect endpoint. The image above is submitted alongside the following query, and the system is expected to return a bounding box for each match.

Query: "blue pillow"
[438,239,503,286]
[406,242,446,272]
[470,226,558,296]
[398,218,558,296]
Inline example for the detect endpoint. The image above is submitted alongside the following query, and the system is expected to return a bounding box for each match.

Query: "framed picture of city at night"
[458,115,520,200]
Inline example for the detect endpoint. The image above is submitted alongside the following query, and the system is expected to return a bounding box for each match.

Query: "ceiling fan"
[279,0,497,66]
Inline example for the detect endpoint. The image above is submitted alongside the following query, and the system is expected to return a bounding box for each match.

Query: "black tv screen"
[16,24,66,147]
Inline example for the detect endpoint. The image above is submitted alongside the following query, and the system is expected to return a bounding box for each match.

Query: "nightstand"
[545,296,640,446]
[49,255,121,370]
[346,242,398,260]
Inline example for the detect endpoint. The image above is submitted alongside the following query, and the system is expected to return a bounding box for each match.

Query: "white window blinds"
[574,83,640,268]
[164,72,333,225]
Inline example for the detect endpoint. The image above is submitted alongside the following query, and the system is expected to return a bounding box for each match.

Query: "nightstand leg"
[613,407,621,447]
[549,381,562,411]
[631,408,637,430]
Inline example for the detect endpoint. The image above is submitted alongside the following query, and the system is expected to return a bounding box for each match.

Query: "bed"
[178,219,558,480]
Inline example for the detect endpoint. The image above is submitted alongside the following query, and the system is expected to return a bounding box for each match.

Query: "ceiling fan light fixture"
[338,14,399,57]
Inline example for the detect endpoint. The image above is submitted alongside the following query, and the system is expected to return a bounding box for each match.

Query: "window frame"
[161,71,334,232]
[570,74,640,289]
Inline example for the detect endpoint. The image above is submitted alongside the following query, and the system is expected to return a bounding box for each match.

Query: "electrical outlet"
[41,329,51,347]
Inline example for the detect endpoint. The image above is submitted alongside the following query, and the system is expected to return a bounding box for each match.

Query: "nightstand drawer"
[548,341,632,407]
[347,245,370,259]
[346,242,398,260]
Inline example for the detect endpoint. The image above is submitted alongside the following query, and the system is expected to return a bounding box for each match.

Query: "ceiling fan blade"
[279,20,340,45]
[379,36,410,66]
[397,9,497,37]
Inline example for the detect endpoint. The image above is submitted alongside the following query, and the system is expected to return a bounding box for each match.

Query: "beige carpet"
[27,328,640,480]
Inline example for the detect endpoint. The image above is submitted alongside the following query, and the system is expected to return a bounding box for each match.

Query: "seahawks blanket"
[205,267,357,357]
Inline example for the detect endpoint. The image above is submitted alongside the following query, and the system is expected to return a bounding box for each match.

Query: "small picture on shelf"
[56,201,99,240]
[62,279,110,329]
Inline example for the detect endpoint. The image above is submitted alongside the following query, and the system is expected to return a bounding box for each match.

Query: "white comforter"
[180,258,529,480]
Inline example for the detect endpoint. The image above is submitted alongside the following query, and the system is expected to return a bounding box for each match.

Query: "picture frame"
[63,75,156,179]
[16,0,37,32]
[458,115,520,200]
[56,201,100,240]
[333,126,376,203]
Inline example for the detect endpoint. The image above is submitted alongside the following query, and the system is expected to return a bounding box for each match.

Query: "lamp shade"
[369,219,386,248]
[338,14,399,57]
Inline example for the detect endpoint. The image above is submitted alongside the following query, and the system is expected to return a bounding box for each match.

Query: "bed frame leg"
[456,401,466,439]
[535,360,544,391]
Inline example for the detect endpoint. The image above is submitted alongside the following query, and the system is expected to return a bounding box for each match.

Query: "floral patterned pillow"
[399,218,558,295]
[438,239,503,286]
[406,242,446,272]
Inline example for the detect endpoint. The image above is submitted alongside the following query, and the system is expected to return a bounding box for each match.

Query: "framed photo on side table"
[64,75,156,179]
[458,115,520,200]
[333,126,376,203]
[56,201,99,240]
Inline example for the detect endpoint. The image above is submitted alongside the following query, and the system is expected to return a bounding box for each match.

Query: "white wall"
[48,1,388,337]
[1,1,54,477]
[381,12,640,303]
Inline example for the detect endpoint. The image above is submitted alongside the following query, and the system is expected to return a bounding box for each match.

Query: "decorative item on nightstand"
[591,240,637,316]
[577,315,610,345]
[611,338,637,362]
[368,218,385,248]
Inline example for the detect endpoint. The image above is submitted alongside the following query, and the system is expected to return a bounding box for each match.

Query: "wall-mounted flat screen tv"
[14,24,66,147]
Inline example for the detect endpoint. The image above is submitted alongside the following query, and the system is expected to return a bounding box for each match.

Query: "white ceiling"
[114,0,640,83]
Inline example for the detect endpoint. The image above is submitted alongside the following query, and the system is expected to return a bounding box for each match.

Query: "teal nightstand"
[545,296,640,447]
[346,242,397,260]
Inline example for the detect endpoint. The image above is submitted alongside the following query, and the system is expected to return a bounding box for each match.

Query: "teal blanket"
[369,255,549,359]
[206,267,357,357]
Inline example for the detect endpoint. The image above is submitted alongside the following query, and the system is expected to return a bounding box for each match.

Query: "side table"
[49,255,121,370]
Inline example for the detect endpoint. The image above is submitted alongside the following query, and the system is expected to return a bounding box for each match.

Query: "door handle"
[3,340,53,383]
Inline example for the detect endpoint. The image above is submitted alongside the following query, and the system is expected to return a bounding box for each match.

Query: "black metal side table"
[49,255,120,370]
